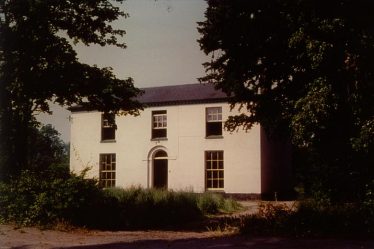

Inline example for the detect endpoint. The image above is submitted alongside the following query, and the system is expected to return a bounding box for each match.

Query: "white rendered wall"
[70,102,261,194]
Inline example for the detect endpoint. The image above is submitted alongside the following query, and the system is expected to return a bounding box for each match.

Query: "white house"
[69,83,292,198]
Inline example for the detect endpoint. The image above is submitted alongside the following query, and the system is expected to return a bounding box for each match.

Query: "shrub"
[0,170,105,227]
[0,172,241,229]
[241,200,374,238]
[197,192,241,214]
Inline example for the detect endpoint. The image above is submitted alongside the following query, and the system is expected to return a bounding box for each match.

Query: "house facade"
[69,83,292,197]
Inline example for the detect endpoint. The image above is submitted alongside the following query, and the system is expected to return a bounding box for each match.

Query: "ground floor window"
[99,153,116,188]
[205,151,224,190]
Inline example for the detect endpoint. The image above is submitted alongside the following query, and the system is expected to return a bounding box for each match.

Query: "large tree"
[198,0,374,200]
[0,0,143,180]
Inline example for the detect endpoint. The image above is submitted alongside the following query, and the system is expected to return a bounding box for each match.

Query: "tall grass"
[104,187,242,228]
[0,172,241,230]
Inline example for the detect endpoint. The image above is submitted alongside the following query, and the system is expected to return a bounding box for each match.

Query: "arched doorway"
[153,150,168,189]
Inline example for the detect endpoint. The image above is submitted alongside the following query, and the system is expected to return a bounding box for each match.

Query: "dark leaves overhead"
[198,0,374,200]
[0,0,142,179]
[198,0,374,146]
[0,0,142,115]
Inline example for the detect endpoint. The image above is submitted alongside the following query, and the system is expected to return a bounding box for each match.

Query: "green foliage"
[104,187,201,228]
[0,0,143,180]
[197,192,241,214]
[240,202,294,236]
[27,124,69,172]
[0,175,241,229]
[0,170,103,227]
[198,0,374,201]
[104,187,241,229]
[241,200,374,237]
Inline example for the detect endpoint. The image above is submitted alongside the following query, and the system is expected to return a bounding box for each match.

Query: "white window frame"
[206,107,222,122]
[101,113,116,141]
[153,114,167,129]
[205,151,224,191]
[206,107,223,137]
[99,153,116,188]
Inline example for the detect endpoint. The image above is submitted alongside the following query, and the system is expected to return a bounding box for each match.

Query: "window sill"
[100,139,116,143]
[151,137,168,141]
[205,135,224,139]
[206,189,225,193]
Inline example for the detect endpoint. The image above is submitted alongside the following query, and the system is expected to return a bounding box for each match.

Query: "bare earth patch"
[1,201,373,249]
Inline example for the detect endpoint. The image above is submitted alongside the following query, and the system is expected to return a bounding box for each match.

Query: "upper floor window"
[152,110,167,139]
[206,107,222,137]
[101,113,116,141]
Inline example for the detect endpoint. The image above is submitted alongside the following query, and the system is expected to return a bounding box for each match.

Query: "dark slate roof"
[138,83,228,106]
[69,83,229,112]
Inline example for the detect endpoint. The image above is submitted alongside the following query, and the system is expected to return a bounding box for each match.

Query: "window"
[206,107,222,137]
[205,151,224,190]
[101,113,116,141]
[99,153,116,188]
[152,110,167,139]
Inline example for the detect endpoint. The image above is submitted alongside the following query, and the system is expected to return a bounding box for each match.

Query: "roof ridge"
[139,82,206,90]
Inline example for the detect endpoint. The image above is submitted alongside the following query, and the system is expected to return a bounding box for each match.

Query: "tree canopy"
[198,0,374,200]
[27,123,69,173]
[0,0,143,180]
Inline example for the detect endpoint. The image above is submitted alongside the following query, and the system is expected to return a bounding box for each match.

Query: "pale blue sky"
[37,0,208,142]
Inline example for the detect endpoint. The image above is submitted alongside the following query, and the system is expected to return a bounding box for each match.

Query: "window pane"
[206,122,222,136]
[218,161,223,169]
[152,128,167,139]
[152,112,167,129]
[213,171,218,178]
[207,171,212,179]
[206,107,222,121]
[213,180,218,188]
[219,180,224,188]
[219,171,224,178]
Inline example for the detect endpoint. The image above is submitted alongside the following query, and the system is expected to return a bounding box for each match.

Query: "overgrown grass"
[0,171,241,230]
[104,187,242,228]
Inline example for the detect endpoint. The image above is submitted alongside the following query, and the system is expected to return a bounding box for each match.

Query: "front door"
[153,151,168,189]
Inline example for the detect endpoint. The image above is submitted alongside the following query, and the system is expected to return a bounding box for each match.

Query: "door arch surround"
[147,146,168,189]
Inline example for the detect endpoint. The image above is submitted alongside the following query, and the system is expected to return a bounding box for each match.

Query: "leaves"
[198,0,374,200]
[0,0,143,179]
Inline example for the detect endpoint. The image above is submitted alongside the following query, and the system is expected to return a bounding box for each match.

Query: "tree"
[198,0,374,200]
[0,0,143,181]
[27,123,69,173]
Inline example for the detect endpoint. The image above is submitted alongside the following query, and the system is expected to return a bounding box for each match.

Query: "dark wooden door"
[153,158,168,189]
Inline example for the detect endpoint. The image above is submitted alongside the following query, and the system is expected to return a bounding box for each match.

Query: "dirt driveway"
[1,201,373,249]
[1,224,374,249]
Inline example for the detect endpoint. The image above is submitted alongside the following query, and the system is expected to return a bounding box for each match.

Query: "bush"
[0,174,241,229]
[0,170,105,227]
[240,199,374,238]
[197,192,242,214]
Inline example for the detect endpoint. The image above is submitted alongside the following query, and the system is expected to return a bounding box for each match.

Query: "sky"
[37,0,209,142]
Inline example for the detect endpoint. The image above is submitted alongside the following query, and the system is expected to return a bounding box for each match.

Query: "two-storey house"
[69,83,292,198]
